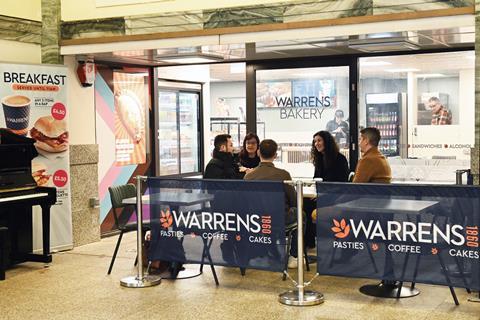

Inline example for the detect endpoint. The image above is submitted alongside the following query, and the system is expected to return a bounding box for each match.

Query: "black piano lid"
[0,129,38,191]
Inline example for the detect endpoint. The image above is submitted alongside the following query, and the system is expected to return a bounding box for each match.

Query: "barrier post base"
[120,275,161,288]
[279,290,324,306]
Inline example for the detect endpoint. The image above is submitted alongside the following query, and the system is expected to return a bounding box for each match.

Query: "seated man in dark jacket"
[204,134,241,179]
[244,139,300,268]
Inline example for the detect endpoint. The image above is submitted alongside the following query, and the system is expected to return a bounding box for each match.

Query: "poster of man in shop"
[0,63,72,250]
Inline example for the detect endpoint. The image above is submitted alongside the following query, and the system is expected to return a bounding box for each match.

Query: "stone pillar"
[70,145,100,246]
[41,0,62,64]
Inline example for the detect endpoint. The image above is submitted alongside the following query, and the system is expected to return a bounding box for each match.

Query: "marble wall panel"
[203,5,284,29]
[125,12,204,35]
[373,0,473,15]
[61,18,125,40]
[0,15,41,44]
[59,0,474,40]
[284,0,372,23]
[41,0,62,64]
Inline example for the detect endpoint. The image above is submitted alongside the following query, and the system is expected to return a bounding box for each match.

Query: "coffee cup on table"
[2,95,31,136]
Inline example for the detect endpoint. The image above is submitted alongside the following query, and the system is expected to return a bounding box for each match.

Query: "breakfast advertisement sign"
[0,62,73,250]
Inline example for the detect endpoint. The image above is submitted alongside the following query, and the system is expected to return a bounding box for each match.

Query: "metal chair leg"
[437,249,460,305]
[304,245,310,272]
[396,281,404,299]
[107,231,124,275]
[283,230,293,281]
[366,242,378,273]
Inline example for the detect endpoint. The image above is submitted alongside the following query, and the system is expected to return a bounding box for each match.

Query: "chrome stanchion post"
[279,180,324,306]
[120,175,161,288]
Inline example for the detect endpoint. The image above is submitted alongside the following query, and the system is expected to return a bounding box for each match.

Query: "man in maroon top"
[428,96,452,125]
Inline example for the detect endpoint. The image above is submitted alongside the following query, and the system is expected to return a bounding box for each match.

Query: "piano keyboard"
[0,192,49,203]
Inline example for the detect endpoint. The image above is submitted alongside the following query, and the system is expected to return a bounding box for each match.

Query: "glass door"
[255,66,351,178]
[156,80,202,176]
[179,92,200,173]
[158,90,179,175]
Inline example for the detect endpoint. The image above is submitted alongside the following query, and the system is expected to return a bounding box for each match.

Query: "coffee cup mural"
[1,95,31,136]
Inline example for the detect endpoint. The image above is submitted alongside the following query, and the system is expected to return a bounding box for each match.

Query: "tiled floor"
[0,232,479,320]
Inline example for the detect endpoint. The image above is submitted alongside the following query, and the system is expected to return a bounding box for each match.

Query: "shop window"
[157,81,202,176]
[256,66,350,178]
[209,63,249,151]
[358,51,474,183]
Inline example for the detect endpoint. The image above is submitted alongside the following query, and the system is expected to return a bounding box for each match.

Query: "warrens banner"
[148,178,287,272]
[315,183,480,290]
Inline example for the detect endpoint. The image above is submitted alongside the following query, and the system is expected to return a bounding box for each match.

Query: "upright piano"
[0,129,56,280]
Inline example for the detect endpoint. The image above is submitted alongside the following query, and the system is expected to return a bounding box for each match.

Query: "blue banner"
[315,183,480,290]
[147,178,287,271]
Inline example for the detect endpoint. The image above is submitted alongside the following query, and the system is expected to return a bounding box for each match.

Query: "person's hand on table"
[239,167,254,174]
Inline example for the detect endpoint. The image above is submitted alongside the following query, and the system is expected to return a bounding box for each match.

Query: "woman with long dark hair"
[305,131,350,249]
[311,130,349,182]
[238,132,260,174]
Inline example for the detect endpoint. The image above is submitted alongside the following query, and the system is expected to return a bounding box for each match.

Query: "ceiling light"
[113,50,145,57]
[157,53,224,64]
[348,39,420,53]
[415,73,446,78]
[361,61,392,66]
[292,72,326,78]
[386,68,420,73]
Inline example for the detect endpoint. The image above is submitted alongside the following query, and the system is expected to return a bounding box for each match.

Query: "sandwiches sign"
[0,62,72,250]
[315,183,480,291]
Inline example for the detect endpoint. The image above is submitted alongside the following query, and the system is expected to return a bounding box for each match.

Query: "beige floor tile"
[0,232,478,320]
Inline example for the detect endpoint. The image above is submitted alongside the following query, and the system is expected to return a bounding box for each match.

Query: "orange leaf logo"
[431,248,438,255]
[160,209,173,229]
[331,218,350,239]
[371,243,379,251]
[236,235,241,241]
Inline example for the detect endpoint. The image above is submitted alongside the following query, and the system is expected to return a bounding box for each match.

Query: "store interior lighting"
[157,53,224,64]
[361,61,392,66]
[415,73,446,78]
[386,68,421,73]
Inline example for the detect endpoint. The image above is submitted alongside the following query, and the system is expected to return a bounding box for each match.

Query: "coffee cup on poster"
[1,95,31,136]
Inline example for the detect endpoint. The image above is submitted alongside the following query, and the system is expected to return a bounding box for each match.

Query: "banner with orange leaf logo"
[315,182,480,290]
[147,178,287,271]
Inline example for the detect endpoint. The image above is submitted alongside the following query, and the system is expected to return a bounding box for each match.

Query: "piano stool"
[0,226,7,280]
